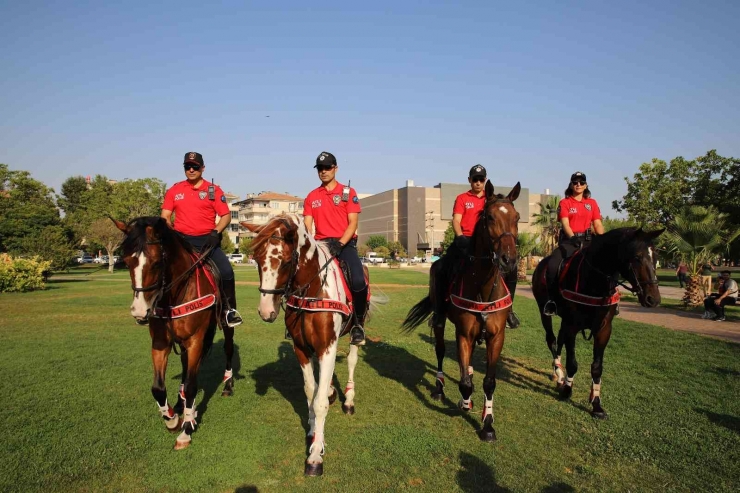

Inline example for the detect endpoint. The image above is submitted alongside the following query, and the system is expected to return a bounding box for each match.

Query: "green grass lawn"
[1,268,739,492]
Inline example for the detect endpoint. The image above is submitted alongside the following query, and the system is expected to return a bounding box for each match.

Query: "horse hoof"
[174,438,191,450]
[165,417,181,433]
[304,462,324,476]
[478,429,497,443]
[558,386,573,400]
[431,391,445,401]
[221,389,233,397]
[591,411,609,420]
[328,387,337,405]
[342,404,355,415]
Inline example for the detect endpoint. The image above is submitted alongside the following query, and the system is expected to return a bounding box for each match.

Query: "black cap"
[570,171,587,182]
[184,152,204,166]
[469,164,487,179]
[315,151,337,168]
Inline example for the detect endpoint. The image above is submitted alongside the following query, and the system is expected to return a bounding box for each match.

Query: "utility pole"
[426,211,435,253]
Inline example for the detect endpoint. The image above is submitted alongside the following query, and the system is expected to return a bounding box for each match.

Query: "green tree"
[440,222,455,253]
[374,246,390,258]
[387,240,407,259]
[358,244,371,257]
[515,232,539,280]
[238,237,254,256]
[19,225,76,271]
[88,219,124,273]
[663,206,740,305]
[532,195,561,256]
[57,176,89,216]
[601,216,638,232]
[221,233,235,254]
[0,164,64,253]
[366,235,388,251]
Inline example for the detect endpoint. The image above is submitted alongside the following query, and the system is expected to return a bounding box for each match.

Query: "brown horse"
[531,227,663,418]
[113,217,236,450]
[403,181,520,442]
[242,213,376,476]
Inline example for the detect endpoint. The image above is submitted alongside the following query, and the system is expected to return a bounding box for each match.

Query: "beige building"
[358,180,555,254]
[221,192,241,247]
[234,191,304,244]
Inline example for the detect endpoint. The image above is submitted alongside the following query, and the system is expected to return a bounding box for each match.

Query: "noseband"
[469,198,517,267]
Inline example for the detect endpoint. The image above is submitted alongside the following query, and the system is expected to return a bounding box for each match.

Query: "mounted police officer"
[303,152,368,345]
[161,152,242,327]
[431,165,521,331]
[543,171,605,316]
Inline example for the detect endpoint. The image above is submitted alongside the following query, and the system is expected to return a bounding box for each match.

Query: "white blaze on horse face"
[648,246,654,264]
[258,241,284,319]
[499,206,508,214]
[130,252,152,318]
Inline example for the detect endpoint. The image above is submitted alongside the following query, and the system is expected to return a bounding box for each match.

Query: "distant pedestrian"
[701,263,714,295]
[676,262,688,288]
[703,270,738,321]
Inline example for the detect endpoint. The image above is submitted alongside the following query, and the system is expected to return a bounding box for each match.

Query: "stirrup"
[350,325,366,346]
[543,300,557,317]
[224,309,243,328]
[506,311,520,329]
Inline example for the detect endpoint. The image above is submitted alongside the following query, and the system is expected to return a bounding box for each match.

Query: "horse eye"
[487,214,495,221]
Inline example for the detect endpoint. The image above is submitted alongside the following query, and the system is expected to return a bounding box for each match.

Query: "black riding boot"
[350,286,368,346]
[221,278,243,327]
[505,267,520,328]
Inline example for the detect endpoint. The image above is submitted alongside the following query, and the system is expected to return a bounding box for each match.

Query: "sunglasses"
[471,177,486,183]
[571,180,587,186]
[316,165,335,172]
[184,164,202,171]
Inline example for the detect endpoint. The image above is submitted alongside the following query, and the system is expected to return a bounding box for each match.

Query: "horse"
[242,213,377,476]
[113,217,236,450]
[402,181,520,442]
[530,227,664,419]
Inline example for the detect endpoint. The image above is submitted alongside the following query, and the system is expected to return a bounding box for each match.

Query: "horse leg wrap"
[158,400,175,419]
[565,376,574,388]
[309,434,325,456]
[344,381,355,395]
[179,384,186,402]
[223,368,233,383]
[459,398,473,411]
[481,398,494,422]
[181,406,198,431]
[553,358,565,384]
[436,371,445,387]
[589,381,601,403]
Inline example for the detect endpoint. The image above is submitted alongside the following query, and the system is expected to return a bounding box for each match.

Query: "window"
[231,211,238,219]
[289,202,297,212]
[270,201,279,209]
[230,224,239,232]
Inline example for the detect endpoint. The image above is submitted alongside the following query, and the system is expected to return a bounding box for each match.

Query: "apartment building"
[234,191,304,243]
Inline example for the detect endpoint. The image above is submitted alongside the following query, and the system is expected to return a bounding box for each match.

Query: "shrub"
[0,254,51,292]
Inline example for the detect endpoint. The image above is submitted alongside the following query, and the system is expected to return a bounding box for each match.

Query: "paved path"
[516,285,740,344]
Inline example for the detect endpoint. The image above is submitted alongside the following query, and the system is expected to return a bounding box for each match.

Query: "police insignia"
[585,204,591,211]
[199,191,207,200]
[333,195,341,205]
[220,195,226,203]
[352,196,359,204]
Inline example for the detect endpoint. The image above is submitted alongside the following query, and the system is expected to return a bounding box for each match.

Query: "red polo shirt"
[453,190,485,236]
[162,180,230,236]
[303,182,361,240]
[557,196,602,234]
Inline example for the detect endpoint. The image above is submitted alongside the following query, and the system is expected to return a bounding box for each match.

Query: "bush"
[0,254,52,292]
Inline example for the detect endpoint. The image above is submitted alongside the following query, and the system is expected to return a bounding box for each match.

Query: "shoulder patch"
[352,196,359,204]
[220,195,226,203]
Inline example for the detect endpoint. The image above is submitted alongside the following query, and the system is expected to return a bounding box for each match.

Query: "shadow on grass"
[234,486,259,493]
[711,367,740,377]
[457,451,511,492]
[47,278,91,284]
[695,408,740,435]
[362,339,479,430]
[251,342,309,434]
[541,482,576,492]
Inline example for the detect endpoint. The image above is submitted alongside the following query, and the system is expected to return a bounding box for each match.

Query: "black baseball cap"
[315,151,337,168]
[469,165,487,179]
[184,152,204,166]
[571,171,587,182]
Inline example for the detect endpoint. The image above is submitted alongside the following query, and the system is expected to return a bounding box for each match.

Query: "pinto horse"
[403,181,520,442]
[242,213,375,476]
[113,217,236,450]
[531,227,663,419]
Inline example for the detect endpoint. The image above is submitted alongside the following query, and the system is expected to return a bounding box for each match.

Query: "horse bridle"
[256,219,300,297]
[469,197,517,269]
[583,251,659,299]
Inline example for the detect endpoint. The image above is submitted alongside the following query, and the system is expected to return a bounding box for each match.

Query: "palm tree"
[516,232,539,281]
[663,206,740,306]
[532,195,561,256]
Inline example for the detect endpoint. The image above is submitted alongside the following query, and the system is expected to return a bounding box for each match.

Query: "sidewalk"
[516,285,740,344]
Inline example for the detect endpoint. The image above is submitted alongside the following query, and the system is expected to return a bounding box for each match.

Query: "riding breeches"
[333,239,366,291]
[181,234,234,281]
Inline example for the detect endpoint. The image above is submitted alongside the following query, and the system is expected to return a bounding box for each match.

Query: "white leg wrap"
[308,434,325,456]
[223,369,233,382]
[481,396,494,422]
[436,371,445,385]
[590,380,601,403]
[182,406,198,430]
[467,366,474,376]
[344,381,354,394]
[158,400,175,419]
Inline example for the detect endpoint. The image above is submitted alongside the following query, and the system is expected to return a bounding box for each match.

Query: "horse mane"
[251,213,301,254]
[588,227,641,254]
[121,216,193,255]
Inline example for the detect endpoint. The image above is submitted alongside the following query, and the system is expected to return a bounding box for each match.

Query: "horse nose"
[645,295,658,307]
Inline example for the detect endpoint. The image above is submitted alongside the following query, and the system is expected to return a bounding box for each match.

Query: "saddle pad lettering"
[154,294,216,319]
[450,293,512,313]
[286,296,352,317]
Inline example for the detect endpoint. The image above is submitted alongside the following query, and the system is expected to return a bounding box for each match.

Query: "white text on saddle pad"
[154,294,216,319]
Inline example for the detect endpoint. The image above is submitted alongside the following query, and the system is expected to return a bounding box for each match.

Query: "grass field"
[1,266,739,492]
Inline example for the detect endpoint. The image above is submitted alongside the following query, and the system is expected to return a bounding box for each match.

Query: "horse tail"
[401,295,434,332]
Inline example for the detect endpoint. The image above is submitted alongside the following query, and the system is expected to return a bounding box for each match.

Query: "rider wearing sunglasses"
[303,152,367,345]
[543,171,605,316]
[431,165,521,331]
[160,152,243,327]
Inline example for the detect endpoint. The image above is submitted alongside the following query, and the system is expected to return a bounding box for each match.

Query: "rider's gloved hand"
[454,235,470,251]
[326,239,345,257]
[202,230,221,252]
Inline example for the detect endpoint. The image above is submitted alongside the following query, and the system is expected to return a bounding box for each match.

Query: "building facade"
[234,191,304,245]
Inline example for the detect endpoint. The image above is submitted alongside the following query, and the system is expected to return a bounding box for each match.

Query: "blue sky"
[1,0,738,213]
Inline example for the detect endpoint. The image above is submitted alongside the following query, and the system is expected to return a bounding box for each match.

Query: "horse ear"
[507,182,521,202]
[644,228,665,241]
[110,217,129,233]
[485,180,495,199]
[241,222,263,233]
